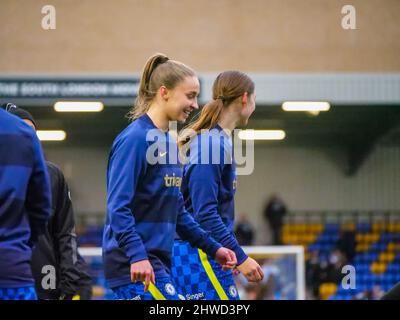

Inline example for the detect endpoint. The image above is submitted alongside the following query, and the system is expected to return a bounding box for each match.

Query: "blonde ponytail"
[127,53,196,121]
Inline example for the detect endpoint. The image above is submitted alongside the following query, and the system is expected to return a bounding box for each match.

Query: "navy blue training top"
[181,125,248,265]
[0,108,51,287]
[103,114,221,288]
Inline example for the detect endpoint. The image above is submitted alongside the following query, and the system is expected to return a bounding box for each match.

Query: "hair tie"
[4,103,17,112]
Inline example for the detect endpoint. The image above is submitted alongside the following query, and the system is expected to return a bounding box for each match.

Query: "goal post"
[241,246,306,300]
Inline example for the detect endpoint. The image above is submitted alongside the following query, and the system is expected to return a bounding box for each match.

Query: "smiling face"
[163,76,200,123]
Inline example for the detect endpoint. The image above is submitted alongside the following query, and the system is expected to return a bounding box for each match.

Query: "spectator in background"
[336,226,356,263]
[235,214,255,246]
[305,250,345,300]
[264,194,287,245]
[0,104,51,300]
[326,249,347,284]
[312,249,348,299]
[6,105,92,300]
[306,250,322,299]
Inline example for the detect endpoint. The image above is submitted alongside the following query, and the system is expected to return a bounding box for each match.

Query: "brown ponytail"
[127,53,196,121]
[179,70,255,147]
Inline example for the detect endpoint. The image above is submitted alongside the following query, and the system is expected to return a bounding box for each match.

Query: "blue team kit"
[0,108,51,299]
[102,114,223,299]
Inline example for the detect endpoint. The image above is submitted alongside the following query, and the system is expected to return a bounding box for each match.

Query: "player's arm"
[187,162,248,263]
[187,162,263,282]
[176,192,237,270]
[26,131,52,246]
[107,135,154,290]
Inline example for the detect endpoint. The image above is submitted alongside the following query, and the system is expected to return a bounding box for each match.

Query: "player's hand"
[213,247,237,270]
[236,257,264,282]
[130,259,155,292]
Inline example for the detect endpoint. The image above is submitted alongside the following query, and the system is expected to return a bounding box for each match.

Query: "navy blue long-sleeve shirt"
[103,114,221,288]
[181,125,248,265]
[0,108,52,287]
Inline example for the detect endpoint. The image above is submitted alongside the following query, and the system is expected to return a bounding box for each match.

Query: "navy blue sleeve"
[107,133,149,264]
[176,191,221,257]
[186,162,248,265]
[26,131,52,245]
